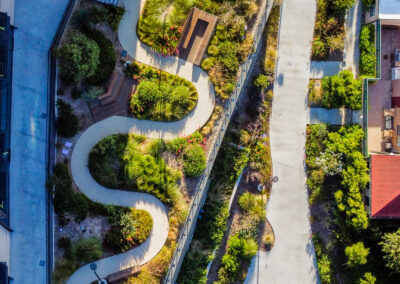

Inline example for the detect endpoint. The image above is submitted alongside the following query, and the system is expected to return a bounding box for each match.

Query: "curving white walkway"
[67,0,216,282]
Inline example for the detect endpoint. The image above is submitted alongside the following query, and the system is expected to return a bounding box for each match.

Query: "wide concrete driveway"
[246,0,319,283]
[9,0,68,283]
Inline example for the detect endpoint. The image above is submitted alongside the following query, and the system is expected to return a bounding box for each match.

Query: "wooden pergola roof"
[177,8,218,66]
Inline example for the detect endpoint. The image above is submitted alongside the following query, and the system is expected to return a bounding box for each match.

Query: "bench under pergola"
[177,8,218,66]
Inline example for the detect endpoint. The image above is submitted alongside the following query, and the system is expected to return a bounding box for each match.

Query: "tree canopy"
[57,30,100,84]
[379,228,400,273]
[345,242,369,267]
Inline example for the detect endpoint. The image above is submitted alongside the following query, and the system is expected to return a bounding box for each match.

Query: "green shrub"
[171,86,190,107]
[331,0,355,11]
[253,74,270,90]
[125,61,141,77]
[89,134,181,205]
[137,80,160,105]
[88,6,125,31]
[125,268,158,284]
[345,242,369,267]
[263,234,274,248]
[82,85,104,102]
[358,272,376,284]
[321,70,362,110]
[238,192,266,218]
[218,41,240,73]
[318,254,332,284]
[312,36,327,59]
[51,163,89,222]
[56,99,79,138]
[201,57,216,71]
[106,6,125,31]
[359,24,376,77]
[104,208,153,253]
[84,29,116,85]
[56,30,100,84]
[361,0,374,7]
[379,228,400,273]
[207,45,219,56]
[183,144,206,177]
[69,237,102,264]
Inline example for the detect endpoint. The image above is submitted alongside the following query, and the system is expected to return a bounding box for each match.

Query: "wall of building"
[365,1,379,24]
[0,0,14,25]
[0,226,9,266]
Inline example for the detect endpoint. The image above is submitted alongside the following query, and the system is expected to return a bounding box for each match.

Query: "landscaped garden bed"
[137,0,260,99]
[125,62,198,121]
[50,163,153,283]
[359,23,376,78]
[308,70,362,109]
[306,124,400,283]
[312,0,351,60]
[176,1,280,280]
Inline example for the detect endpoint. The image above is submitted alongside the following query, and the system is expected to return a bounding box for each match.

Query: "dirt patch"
[54,214,111,259]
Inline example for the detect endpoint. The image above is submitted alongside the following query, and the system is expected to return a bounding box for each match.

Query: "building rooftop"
[379,0,400,20]
[370,154,400,218]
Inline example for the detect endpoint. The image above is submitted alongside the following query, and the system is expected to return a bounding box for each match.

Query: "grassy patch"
[126,62,198,121]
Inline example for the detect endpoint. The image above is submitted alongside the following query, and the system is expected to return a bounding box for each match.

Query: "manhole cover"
[272,176,279,183]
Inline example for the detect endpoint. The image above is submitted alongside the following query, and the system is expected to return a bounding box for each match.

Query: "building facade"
[0,0,14,282]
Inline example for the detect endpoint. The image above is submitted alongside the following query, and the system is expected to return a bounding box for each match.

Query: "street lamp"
[89,263,107,284]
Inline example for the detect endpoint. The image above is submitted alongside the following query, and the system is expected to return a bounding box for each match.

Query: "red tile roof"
[371,154,400,218]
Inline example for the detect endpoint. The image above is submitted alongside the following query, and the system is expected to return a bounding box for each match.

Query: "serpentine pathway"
[67,0,215,282]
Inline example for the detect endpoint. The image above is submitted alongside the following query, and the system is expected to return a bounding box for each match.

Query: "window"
[397,125,400,148]
[369,3,376,17]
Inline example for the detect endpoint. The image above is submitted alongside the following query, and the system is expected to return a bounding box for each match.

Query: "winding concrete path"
[246,0,320,283]
[68,0,215,282]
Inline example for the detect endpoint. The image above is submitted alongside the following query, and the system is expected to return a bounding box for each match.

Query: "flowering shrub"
[104,207,153,253]
[158,26,183,57]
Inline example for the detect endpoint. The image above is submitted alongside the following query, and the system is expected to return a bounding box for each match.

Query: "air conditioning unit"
[396,49,400,67]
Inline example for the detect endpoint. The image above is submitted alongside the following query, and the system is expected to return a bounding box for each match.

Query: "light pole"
[90,263,107,284]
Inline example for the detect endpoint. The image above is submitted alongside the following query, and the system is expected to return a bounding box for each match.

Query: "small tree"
[331,0,355,11]
[170,86,190,107]
[137,80,160,106]
[379,228,400,273]
[358,272,376,284]
[56,99,79,138]
[56,30,100,84]
[345,242,369,267]
[253,74,270,90]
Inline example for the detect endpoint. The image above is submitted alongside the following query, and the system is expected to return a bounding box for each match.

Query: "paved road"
[246,0,320,283]
[9,1,69,283]
[308,108,362,125]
